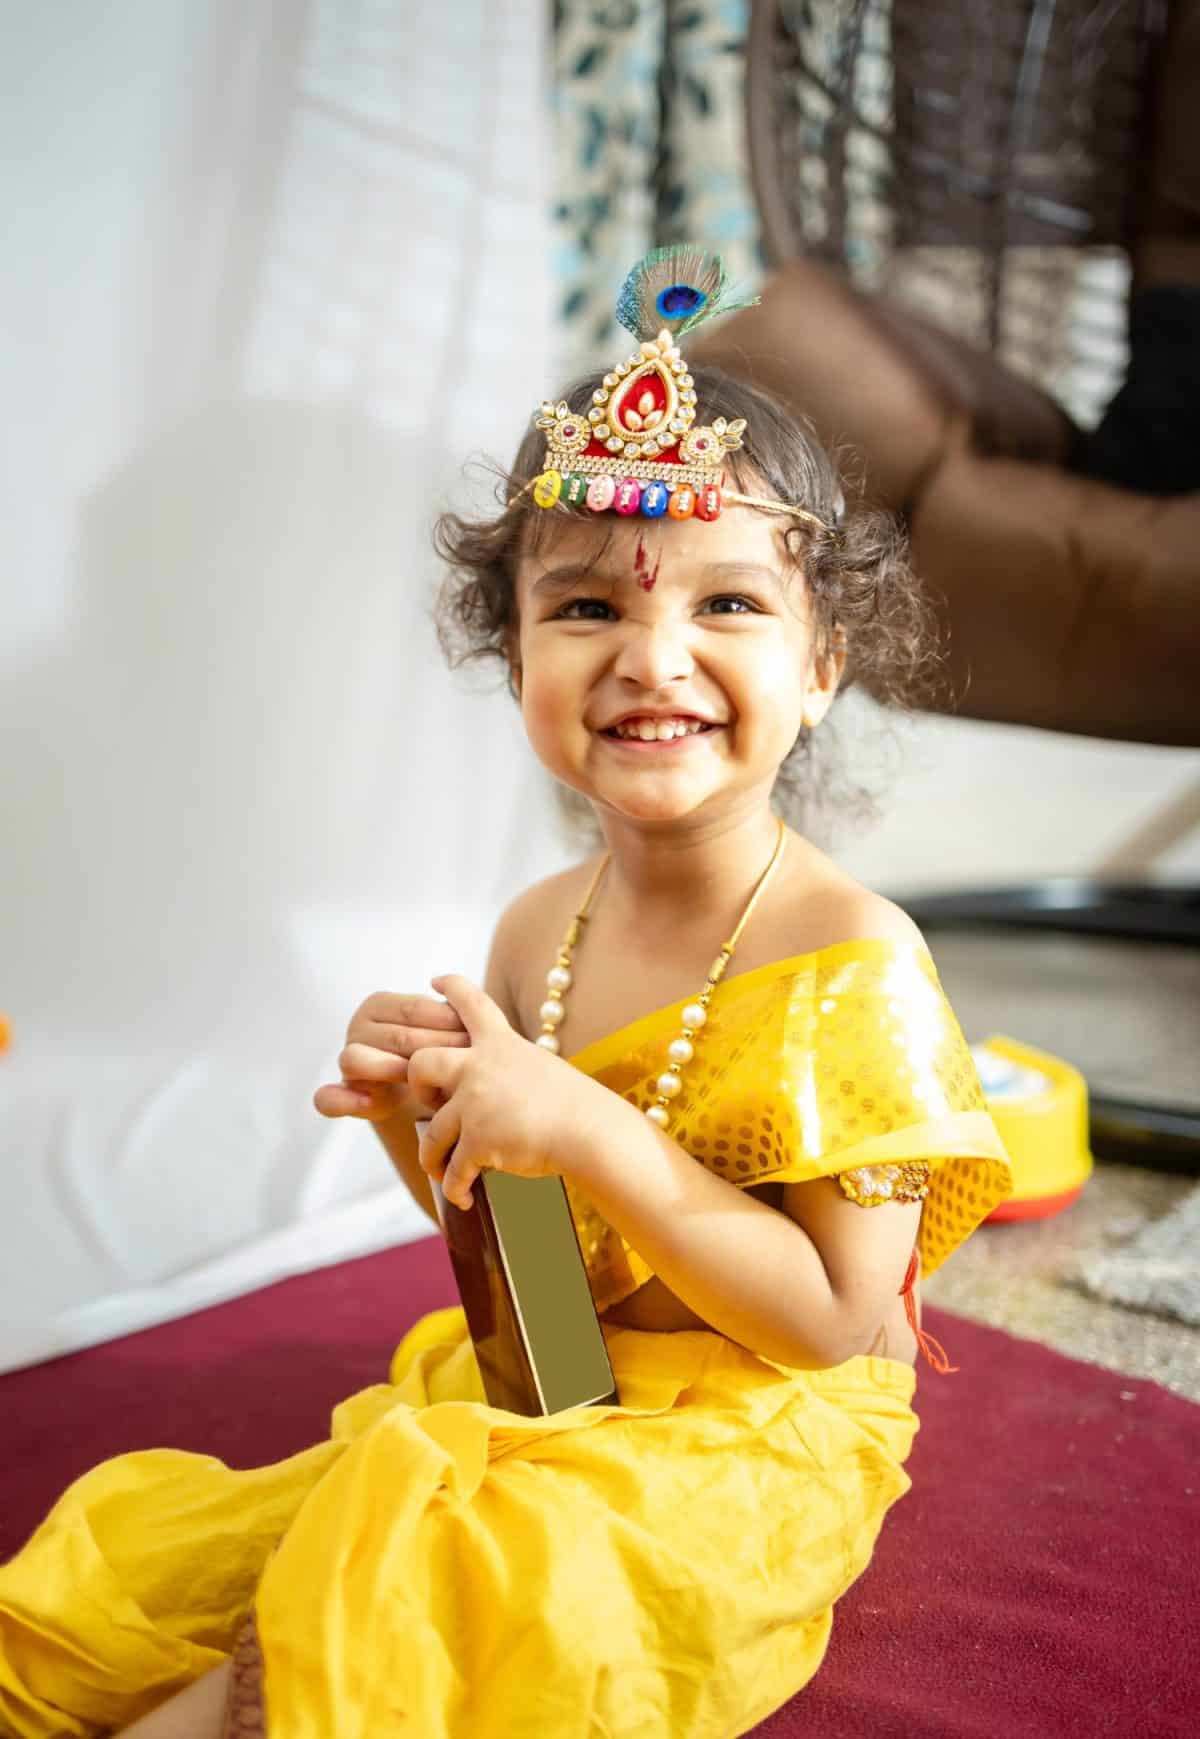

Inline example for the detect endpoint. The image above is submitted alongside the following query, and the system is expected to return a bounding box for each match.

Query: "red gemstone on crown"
[612,365,669,433]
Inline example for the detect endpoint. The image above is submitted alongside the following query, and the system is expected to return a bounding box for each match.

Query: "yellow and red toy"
[973,1035,1094,1220]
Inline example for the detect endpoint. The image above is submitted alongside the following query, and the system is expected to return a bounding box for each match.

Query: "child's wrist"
[557,1082,649,1193]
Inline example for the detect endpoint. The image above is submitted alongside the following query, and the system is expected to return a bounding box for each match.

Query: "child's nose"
[612,620,695,690]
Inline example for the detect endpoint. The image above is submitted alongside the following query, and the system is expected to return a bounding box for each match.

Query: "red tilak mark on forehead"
[633,536,661,592]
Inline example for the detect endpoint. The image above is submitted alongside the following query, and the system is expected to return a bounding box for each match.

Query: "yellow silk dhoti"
[0,1306,916,1739]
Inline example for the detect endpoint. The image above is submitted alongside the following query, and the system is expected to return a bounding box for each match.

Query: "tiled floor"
[923,1161,1200,1400]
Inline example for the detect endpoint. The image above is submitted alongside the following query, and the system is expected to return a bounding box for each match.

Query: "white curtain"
[3,1,1197,1377]
[0,0,569,1371]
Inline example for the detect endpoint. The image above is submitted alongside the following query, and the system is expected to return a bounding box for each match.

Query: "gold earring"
[802,699,821,729]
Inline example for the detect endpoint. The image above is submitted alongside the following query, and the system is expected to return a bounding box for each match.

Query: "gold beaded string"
[536,818,789,1135]
[533,853,612,1055]
[642,816,787,1128]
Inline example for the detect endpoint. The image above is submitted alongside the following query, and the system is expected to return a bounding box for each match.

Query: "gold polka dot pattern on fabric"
[566,941,1012,1312]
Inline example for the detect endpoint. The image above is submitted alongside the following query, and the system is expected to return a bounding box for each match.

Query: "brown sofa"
[697,0,1200,748]
[693,257,1200,747]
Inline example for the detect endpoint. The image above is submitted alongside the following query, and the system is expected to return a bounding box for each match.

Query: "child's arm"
[564,1102,921,1369]
[371,1113,439,1227]
[409,957,922,1371]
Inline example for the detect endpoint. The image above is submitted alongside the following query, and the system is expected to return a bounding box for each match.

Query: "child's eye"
[555,598,617,621]
[703,594,761,615]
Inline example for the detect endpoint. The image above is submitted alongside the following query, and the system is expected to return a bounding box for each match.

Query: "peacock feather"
[614,245,759,343]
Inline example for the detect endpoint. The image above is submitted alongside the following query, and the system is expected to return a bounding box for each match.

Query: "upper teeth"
[610,717,709,741]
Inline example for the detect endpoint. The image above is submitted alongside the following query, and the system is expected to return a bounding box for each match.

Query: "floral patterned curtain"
[552,0,762,375]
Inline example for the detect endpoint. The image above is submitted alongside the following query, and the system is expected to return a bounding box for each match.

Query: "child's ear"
[802,628,846,729]
[503,626,522,700]
[825,625,848,690]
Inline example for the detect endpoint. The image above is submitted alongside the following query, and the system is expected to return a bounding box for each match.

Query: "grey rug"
[1074,1181,1200,1327]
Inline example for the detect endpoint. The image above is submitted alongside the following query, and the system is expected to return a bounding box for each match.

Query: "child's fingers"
[347,1024,470,1068]
[360,993,469,1034]
[417,1106,462,1189]
[337,1040,411,1082]
[313,1080,391,1119]
[406,1046,467,1110]
[378,1025,471,1056]
[441,1149,481,1213]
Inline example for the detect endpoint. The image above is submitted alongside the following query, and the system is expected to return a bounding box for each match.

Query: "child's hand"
[411,974,609,1210]
[313,992,469,1126]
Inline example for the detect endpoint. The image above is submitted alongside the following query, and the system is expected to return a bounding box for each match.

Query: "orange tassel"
[899,1247,959,1375]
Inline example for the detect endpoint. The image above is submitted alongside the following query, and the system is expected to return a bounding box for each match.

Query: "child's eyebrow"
[528,563,617,599]
[702,561,784,590]
[529,559,783,598]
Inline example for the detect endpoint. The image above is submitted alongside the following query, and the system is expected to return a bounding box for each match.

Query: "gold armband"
[837,1163,931,1207]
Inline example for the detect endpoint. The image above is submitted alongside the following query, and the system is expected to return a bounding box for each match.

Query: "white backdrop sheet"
[0,0,571,1372]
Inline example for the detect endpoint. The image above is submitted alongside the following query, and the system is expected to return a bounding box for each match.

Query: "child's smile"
[514,502,840,825]
[598,713,721,748]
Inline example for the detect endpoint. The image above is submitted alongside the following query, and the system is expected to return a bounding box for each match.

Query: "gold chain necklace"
[535,817,788,1132]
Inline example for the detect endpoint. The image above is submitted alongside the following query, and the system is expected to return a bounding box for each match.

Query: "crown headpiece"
[530,246,834,533]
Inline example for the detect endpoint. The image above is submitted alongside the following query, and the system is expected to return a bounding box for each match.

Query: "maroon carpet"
[2,1237,1196,1738]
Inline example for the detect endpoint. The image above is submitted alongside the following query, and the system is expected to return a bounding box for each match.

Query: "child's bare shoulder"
[781,847,926,956]
[488,858,605,969]
[812,882,926,951]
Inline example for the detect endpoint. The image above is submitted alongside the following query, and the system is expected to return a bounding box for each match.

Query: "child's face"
[512,503,841,827]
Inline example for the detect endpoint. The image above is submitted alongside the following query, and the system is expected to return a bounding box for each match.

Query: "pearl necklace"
[536,818,788,1131]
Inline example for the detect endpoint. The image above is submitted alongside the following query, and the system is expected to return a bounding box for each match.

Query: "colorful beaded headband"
[529,246,836,533]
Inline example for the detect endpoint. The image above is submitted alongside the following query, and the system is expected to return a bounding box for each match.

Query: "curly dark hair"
[433,364,941,825]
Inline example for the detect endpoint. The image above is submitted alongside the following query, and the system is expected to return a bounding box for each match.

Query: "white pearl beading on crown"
[535,819,788,1133]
